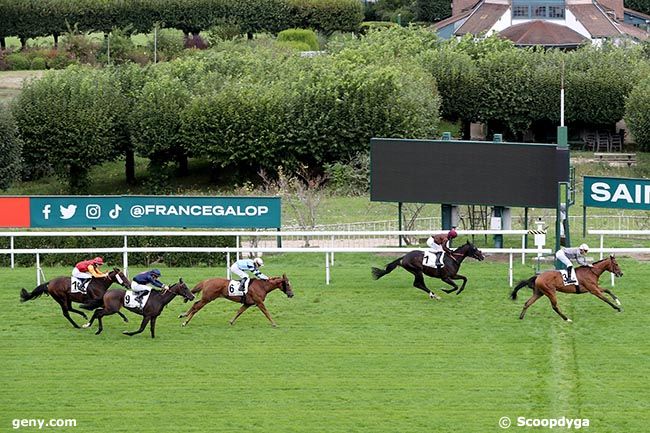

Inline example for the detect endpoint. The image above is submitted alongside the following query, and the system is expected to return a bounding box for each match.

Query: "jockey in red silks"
[426,228,458,268]
[72,256,108,291]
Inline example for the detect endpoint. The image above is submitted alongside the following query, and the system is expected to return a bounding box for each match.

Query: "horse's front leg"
[413,272,440,300]
[603,288,622,306]
[123,316,150,336]
[55,297,80,328]
[440,274,467,294]
[256,302,278,327]
[590,287,622,312]
[67,300,88,319]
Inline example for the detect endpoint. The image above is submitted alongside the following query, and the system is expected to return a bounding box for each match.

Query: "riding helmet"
[151,269,161,277]
[253,257,264,267]
[448,228,458,239]
[94,256,104,264]
[579,243,589,252]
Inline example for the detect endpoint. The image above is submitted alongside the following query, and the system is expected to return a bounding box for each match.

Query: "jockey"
[230,257,269,290]
[426,228,458,268]
[555,243,590,284]
[73,257,108,291]
[132,269,168,303]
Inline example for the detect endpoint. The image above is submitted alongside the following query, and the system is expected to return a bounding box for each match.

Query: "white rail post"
[521,234,526,265]
[509,253,513,287]
[325,252,330,285]
[226,252,231,279]
[331,235,335,265]
[10,235,14,269]
[236,236,240,261]
[36,253,41,285]
[599,235,604,260]
[123,235,128,274]
[611,272,615,287]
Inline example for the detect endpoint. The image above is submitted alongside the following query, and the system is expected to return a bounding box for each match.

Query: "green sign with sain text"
[583,176,650,210]
[28,196,281,228]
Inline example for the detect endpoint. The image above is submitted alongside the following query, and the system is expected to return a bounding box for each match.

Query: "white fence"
[1,229,638,287]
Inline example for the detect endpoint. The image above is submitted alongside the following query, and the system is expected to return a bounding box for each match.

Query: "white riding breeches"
[230,263,248,279]
[555,250,573,268]
[428,242,443,254]
[131,282,150,293]
[72,268,91,279]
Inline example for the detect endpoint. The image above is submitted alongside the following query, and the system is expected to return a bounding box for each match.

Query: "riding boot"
[566,266,575,283]
[239,277,248,292]
[435,252,443,268]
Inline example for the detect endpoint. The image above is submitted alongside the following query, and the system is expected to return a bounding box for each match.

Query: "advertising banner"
[583,176,650,210]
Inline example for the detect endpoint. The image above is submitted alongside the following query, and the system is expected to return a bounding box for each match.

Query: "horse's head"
[109,268,131,289]
[463,241,485,261]
[608,255,623,277]
[280,273,294,298]
[170,278,195,303]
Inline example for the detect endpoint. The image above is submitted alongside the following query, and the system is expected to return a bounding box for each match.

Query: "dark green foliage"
[12,66,124,191]
[0,104,23,190]
[0,234,234,267]
[625,76,650,151]
[414,0,451,22]
[625,0,650,15]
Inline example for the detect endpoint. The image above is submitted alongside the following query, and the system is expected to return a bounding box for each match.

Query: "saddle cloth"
[124,289,151,309]
[228,279,250,297]
[71,277,87,294]
[422,250,444,268]
[559,269,579,286]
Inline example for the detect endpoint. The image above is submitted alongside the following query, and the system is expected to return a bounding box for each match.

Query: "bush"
[47,51,76,69]
[323,152,369,195]
[277,28,319,51]
[276,40,311,51]
[150,28,185,61]
[6,53,30,70]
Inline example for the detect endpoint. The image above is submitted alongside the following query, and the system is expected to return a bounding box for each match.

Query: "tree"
[12,66,123,192]
[625,77,650,151]
[0,104,23,190]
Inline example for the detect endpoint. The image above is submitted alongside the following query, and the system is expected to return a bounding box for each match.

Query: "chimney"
[452,0,479,17]
[596,0,624,22]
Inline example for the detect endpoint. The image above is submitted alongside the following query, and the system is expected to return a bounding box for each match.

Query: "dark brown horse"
[19,268,131,328]
[81,279,194,338]
[371,241,485,299]
[179,274,294,327]
[510,254,623,322]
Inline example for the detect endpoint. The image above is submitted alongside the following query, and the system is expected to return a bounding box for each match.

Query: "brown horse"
[81,279,194,338]
[179,274,294,327]
[510,255,623,322]
[19,268,131,328]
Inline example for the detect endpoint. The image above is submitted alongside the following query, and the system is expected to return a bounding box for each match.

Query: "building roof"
[567,4,620,37]
[615,21,650,41]
[455,3,510,35]
[433,10,471,31]
[499,20,588,47]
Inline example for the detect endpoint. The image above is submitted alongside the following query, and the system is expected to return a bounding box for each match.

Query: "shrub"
[277,28,319,50]
[0,103,23,190]
[276,40,311,51]
[150,28,185,61]
[47,51,76,69]
[625,77,650,151]
[6,53,30,70]
[30,56,47,70]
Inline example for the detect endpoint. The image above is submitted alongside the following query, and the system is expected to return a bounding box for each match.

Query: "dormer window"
[512,0,565,19]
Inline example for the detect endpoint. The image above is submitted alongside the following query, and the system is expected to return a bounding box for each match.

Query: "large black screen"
[370,138,569,208]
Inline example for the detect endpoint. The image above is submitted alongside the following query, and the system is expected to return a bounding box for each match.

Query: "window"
[513,5,529,18]
[533,5,547,18]
[548,6,565,18]
[512,1,565,20]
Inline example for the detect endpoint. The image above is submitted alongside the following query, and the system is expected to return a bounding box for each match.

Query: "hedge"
[0,0,363,42]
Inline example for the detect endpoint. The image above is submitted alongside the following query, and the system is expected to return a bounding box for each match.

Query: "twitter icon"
[59,204,77,220]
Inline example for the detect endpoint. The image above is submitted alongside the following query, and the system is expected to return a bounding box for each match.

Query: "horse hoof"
[566,318,573,323]
[82,323,91,329]
[181,322,187,327]
[615,300,622,306]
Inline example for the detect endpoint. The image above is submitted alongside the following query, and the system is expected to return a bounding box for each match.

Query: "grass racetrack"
[1,253,648,432]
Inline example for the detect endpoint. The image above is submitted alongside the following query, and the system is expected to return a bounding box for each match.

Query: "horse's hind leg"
[229,305,251,326]
[519,289,543,320]
[67,300,88,320]
[412,273,440,300]
[123,316,150,336]
[54,297,80,328]
[546,291,572,322]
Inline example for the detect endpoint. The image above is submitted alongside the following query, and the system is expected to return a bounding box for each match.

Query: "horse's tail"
[191,281,204,294]
[371,256,403,280]
[510,276,537,300]
[80,298,104,311]
[20,283,49,302]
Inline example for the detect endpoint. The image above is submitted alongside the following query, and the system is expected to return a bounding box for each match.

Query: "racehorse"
[510,254,623,322]
[178,274,294,327]
[81,279,194,338]
[19,268,131,328]
[371,240,485,299]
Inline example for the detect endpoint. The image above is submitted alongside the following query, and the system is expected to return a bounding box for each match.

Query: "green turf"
[1,254,648,432]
